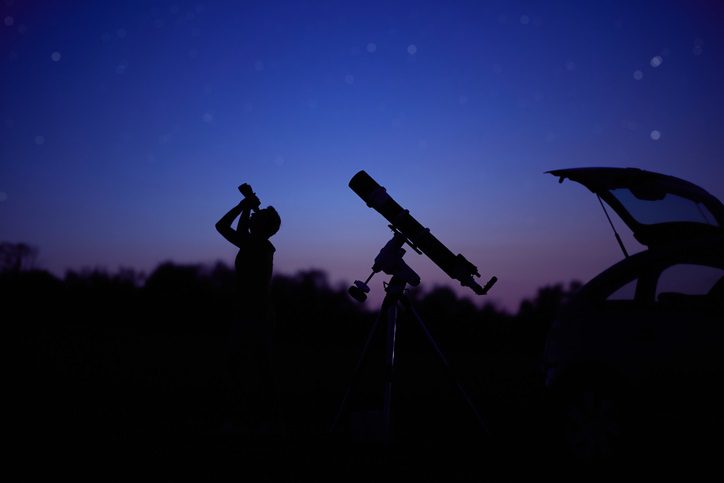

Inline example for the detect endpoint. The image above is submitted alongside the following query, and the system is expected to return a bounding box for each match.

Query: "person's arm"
[215,201,251,247]
[236,201,252,235]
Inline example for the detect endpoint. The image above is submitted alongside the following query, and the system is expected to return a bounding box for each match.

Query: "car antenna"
[597,194,629,259]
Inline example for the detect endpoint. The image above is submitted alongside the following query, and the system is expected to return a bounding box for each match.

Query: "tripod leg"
[402,298,490,436]
[329,309,384,433]
[383,300,399,446]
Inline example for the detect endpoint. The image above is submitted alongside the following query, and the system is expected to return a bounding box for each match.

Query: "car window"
[609,188,718,226]
[607,278,637,300]
[656,264,724,297]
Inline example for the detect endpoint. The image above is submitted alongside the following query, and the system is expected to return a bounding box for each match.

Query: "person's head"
[250,206,281,239]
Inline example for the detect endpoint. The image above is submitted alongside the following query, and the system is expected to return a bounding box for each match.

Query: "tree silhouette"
[0,242,38,272]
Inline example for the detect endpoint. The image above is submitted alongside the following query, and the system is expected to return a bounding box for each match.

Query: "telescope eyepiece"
[481,276,498,295]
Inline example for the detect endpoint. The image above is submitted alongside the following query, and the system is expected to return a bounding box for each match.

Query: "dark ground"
[6,263,720,478]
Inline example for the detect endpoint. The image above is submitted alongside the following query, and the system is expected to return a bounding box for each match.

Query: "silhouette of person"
[216,184,281,435]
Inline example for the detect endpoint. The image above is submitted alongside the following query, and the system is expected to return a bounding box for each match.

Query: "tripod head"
[348,225,421,302]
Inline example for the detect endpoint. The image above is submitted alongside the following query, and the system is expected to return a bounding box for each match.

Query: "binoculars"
[238,183,261,211]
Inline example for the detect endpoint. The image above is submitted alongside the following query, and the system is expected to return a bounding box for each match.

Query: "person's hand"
[240,196,261,210]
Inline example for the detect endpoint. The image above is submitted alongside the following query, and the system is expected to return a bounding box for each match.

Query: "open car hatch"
[548,167,724,248]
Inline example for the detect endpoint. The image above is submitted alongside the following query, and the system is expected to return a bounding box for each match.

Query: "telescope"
[348,170,496,300]
[331,171,497,439]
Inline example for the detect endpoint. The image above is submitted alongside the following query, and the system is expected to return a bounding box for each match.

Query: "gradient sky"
[2,0,724,310]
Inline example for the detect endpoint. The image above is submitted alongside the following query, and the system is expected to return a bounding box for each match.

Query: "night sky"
[2,0,723,310]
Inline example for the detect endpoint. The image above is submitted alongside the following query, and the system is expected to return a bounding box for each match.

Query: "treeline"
[5,241,580,458]
[5,257,578,346]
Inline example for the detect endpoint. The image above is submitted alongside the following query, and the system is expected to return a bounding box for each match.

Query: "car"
[543,167,724,464]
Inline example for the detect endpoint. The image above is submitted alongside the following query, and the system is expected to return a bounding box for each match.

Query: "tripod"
[330,274,489,444]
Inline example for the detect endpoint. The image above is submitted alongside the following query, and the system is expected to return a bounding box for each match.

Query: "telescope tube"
[349,170,486,295]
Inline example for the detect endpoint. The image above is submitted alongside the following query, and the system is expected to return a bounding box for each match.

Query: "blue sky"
[2,0,723,309]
